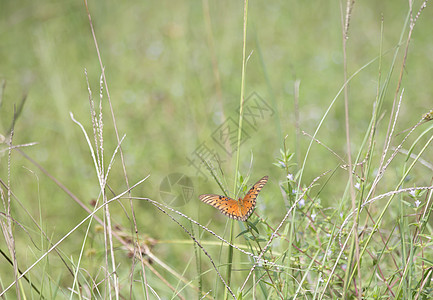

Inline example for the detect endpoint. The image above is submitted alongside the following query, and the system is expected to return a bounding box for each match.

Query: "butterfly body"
[199,176,268,221]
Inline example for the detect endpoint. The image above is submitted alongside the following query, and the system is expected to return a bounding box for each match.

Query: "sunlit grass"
[1,0,433,298]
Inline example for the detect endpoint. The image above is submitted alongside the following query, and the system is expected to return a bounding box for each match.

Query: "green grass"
[1,0,433,298]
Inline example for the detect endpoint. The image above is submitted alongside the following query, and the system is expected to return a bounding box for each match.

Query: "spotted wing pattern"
[238,175,268,221]
[199,194,244,220]
[199,176,268,221]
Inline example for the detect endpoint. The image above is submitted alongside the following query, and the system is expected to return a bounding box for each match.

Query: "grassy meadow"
[1,0,433,298]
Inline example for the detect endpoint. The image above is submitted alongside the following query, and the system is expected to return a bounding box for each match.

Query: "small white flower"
[340,212,344,219]
[354,182,361,190]
[409,190,416,197]
[287,173,294,181]
[415,200,421,208]
[298,199,305,208]
[311,213,316,221]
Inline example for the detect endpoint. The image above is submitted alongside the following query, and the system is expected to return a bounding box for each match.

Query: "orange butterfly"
[199,176,268,221]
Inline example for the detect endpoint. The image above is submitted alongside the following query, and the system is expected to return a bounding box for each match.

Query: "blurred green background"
[1,0,433,297]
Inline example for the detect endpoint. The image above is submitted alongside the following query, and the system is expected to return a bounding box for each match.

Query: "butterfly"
[199,176,268,221]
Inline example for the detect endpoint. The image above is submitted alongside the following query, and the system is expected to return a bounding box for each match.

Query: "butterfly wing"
[199,176,268,221]
[239,176,268,221]
[199,194,244,220]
